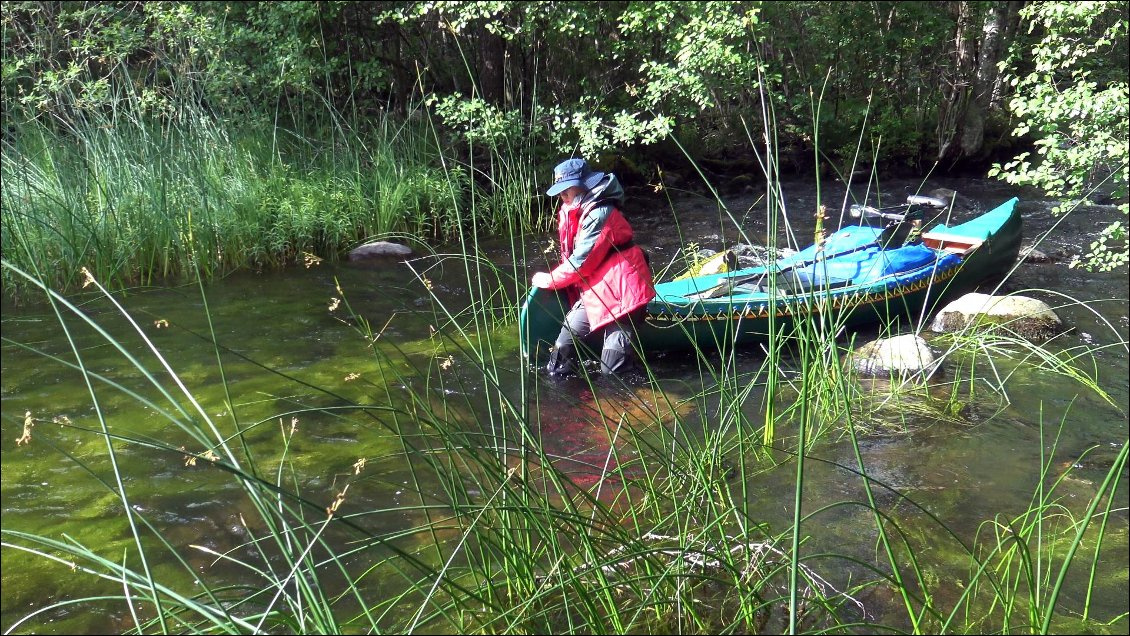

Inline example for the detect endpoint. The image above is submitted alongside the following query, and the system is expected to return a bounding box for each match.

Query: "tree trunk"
[991,1,1025,109]
[479,24,506,106]
[938,1,1019,163]
[937,1,977,163]
[974,2,1008,104]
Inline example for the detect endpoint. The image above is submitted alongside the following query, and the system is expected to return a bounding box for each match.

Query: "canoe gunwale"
[645,254,965,322]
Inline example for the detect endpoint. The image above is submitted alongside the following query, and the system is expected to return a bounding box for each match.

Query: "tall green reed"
[383,59,1122,631]
[0,70,482,301]
[643,54,1129,633]
[951,412,1128,634]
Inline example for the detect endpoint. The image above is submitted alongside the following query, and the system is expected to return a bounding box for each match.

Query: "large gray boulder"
[929,293,1063,341]
[349,241,414,261]
[851,334,941,380]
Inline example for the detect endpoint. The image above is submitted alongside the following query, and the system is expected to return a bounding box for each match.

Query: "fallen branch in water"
[535,531,866,624]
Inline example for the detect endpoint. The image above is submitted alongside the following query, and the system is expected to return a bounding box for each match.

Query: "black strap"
[613,239,650,268]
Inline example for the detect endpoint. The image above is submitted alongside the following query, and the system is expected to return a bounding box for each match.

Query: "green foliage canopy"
[990,1,1129,271]
[2,1,1127,275]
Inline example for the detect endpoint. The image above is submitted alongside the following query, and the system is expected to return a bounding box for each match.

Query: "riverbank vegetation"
[2,1,1127,299]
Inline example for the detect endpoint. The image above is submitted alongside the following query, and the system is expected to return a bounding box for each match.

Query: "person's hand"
[531,272,553,289]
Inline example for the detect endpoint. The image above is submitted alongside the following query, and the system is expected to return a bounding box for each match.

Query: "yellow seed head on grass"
[303,252,323,268]
[327,484,350,518]
[16,411,34,445]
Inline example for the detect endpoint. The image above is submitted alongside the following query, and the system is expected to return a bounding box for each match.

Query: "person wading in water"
[531,158,656,376]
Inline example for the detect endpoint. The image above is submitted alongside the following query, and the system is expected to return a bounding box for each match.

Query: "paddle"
[849,194,947,223]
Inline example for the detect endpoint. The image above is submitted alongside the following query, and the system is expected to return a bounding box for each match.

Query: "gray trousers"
[547,300,638,376]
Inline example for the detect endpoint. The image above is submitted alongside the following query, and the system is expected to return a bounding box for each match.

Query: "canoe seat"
[921,231,984,256]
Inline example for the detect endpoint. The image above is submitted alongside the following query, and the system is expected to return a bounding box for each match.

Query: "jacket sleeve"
[545,204,616,289]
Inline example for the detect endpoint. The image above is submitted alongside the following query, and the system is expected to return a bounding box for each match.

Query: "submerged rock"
[1019,245,1052,263]
[851,334,941,380]
[928,188,957,207]
[349,241,414,261]
[929,292,1064,341]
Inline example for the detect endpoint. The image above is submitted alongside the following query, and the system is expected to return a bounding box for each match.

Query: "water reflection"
[520,376,695,505]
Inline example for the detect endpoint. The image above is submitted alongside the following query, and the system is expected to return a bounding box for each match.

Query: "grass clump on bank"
[0,96,548,300]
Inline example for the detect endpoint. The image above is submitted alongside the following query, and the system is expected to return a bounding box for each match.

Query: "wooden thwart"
[921,231,984,256]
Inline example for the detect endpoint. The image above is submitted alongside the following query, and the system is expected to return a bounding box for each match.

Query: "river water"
[2,176,1127,633]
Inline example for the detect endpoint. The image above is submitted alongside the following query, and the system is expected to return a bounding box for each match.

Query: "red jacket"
[543,175,655,331]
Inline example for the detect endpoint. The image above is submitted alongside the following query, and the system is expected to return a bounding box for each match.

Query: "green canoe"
[520,196,1022,364]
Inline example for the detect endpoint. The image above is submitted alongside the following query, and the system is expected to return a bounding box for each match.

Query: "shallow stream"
[2,176,1127,633]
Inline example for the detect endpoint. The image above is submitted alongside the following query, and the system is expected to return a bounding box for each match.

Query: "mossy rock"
[349,241,413,261]
[850,334,943,381]
[929,293,1065,341]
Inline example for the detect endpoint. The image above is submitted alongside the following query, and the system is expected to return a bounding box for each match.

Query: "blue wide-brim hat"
[545,158,605,196]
